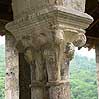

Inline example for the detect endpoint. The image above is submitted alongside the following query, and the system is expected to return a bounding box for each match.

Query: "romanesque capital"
[5,6,93,50]
[5,0,93,99]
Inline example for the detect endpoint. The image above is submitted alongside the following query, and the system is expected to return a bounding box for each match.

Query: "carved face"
[73,33,86,47]
[55,29,64,44]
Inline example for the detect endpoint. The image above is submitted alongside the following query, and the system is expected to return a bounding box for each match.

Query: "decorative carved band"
[46,80,69,87]
[29,81,45,88]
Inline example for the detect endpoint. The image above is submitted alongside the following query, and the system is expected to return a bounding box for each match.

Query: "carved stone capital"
[6,6,93,51]
[5,1,93,99]
[62,26,87,47]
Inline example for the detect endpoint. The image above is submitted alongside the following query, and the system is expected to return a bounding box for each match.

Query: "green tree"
[70,53,98,99]
[0,44,5,99]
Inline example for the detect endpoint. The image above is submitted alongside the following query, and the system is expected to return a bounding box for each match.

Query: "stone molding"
[6,6,93,29]
[6,6,93,51]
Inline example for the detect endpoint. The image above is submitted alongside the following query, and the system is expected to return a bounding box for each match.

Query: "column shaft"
[5,34,19,99]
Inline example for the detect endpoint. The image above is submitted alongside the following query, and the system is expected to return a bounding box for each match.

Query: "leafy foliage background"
[0,44,5,99]
[70,53,98,99]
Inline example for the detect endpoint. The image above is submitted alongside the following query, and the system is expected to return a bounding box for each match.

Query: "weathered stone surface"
[5,34,19,99]
[12,0,86,19]
[64,0,86,12]
[24,48,46,99]
[61,43,75,80]
[49,83,70,99]
[5,0,93,99]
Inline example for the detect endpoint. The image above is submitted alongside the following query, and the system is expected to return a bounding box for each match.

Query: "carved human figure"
[43,29,64,82]
[61,42,75,80]
[24,48,46,99]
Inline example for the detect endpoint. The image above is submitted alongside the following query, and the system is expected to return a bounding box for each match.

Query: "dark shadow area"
[19,53,31,99]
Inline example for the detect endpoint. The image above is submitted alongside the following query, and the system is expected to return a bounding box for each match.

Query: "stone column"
[5,0,93,99]
[5,34,19,99]
[95,43,99,99]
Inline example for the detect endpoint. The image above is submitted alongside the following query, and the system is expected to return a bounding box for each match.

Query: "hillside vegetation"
[0,44,5,99]
[0,44,98,99]
[70,54,98,99]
